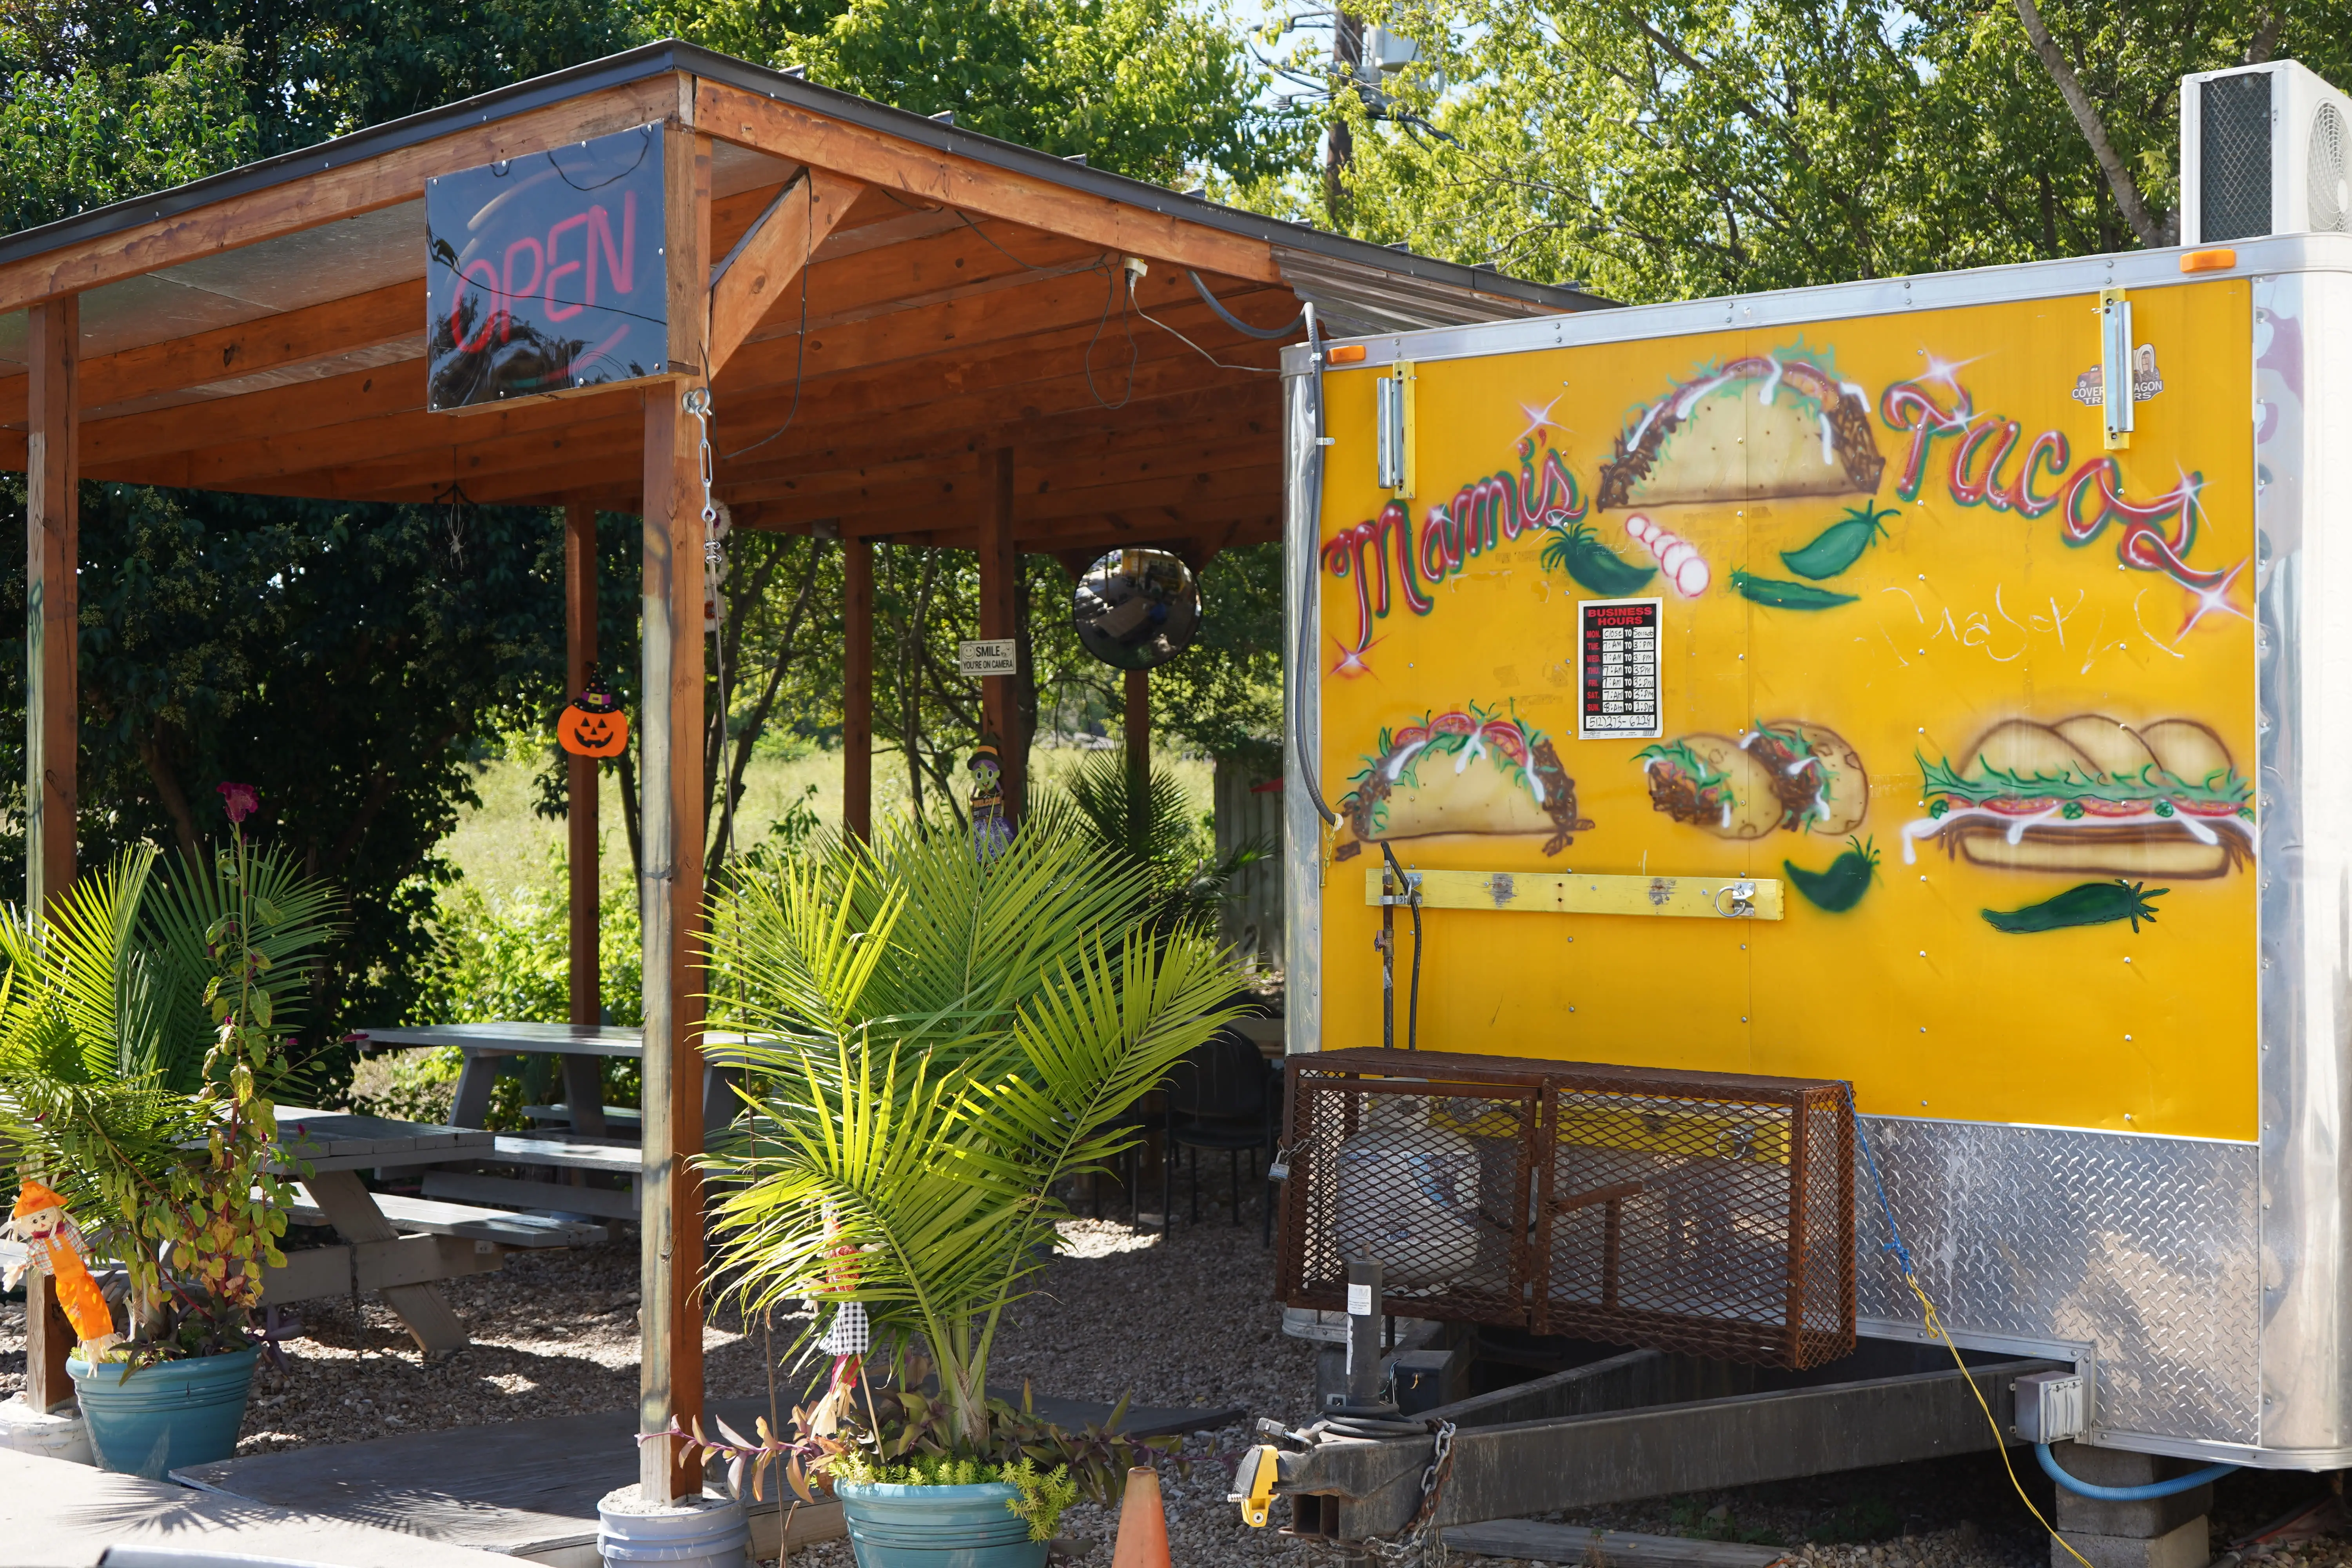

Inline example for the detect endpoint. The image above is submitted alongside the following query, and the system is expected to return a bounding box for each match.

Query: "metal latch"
[1712,880,1759,918]
[1374,360,1416,494]
[2100,287,2134,450]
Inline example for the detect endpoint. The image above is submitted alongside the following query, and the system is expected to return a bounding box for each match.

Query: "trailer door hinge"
[2100,287,2134,451]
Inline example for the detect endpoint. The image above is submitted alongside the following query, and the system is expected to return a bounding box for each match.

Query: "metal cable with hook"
[684,385,735,866]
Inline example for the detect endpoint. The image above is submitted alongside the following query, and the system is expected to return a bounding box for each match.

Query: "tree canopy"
[1294,1,2352,300]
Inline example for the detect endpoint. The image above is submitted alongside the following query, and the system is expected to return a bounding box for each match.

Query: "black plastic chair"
[1161,1027,1279,1241]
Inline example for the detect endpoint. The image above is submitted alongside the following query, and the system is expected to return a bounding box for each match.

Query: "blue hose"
[2034,1442,2238,1500]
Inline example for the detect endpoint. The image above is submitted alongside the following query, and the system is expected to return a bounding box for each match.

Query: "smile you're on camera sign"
[425,123,680,411]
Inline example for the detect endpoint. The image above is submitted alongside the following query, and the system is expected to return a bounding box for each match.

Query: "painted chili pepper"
[1540,521,1657,596]
[1785,836,1878,913]
[1780,502,1897,581]
[1982,879,2167,934]
[1729,570,1858,610]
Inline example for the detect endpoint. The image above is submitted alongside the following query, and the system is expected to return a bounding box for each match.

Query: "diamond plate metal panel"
[1856,1117,2259,1445]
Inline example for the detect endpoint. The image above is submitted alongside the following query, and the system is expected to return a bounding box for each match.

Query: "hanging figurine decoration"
[806,1204,871,1437]
[557,668,631,758]
[4,1180,121,1356]
[970,740,1014,858]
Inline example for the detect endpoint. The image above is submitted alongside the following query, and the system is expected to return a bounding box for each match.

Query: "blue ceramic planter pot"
[69,1345,259,1479]
[833,1479,1047,1568]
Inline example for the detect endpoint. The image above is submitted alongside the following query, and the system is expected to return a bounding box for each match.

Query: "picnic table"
[355,1022,749,1136]
[269,1109,602,1356]
[353,1023,759,1224]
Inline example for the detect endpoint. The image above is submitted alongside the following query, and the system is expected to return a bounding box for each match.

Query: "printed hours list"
[1579,598,1662,740]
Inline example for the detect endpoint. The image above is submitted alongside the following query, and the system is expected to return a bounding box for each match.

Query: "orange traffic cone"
[1111,1464,1171,1568]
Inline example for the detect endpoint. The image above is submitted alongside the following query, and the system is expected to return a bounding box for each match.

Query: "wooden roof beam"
[693,77,1279,285]
[706,169,864,374]
[0,75,686,315]
[0,281,421,425]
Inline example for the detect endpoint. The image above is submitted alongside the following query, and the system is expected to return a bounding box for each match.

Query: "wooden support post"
[563,501,607,1138]
[978,449,1023,820]
[23,1272,74,1413]
[844,535,873,840]
[25,295,76,914]
[1125,667,1149,848]
[638,126,711,1506]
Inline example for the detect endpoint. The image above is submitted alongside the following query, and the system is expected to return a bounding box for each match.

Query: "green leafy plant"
[1050,747,1265,936]
[668,1380,1167,1544]
[696,813,1240,1502]
[0,813,345,1363]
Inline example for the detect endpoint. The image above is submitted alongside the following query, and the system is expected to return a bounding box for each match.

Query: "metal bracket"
[1376,870,1424,906]
[1361,867,1783,920]
[2100,286,2134,450]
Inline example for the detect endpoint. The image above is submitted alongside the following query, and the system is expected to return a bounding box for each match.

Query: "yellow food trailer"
[1280,154,2337,1472]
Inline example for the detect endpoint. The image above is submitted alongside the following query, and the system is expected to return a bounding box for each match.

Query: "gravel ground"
[6,1196,2348,1568]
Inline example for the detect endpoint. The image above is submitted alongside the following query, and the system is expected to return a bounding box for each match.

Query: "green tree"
[1308,0,2352,300]
[1,0,636,162]
[651,0,1303,183]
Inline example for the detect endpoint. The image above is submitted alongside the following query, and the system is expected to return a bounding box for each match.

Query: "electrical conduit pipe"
[2033,1443,2237,1501]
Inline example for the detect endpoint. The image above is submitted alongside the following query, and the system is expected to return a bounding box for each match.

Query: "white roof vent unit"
[2180,59,2352,244]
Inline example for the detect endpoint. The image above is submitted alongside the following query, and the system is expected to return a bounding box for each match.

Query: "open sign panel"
[425,124,673,410]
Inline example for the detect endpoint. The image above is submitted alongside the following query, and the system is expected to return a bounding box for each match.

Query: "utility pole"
[1325,5,1363,225]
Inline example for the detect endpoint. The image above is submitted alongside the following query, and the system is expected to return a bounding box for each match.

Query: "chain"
[1357,1419,1457,1568]
[684,384,735,862]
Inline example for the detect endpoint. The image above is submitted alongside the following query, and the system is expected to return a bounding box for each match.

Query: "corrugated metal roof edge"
[0,38,1613,318]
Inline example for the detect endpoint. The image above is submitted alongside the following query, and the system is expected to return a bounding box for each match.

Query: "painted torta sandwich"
[1336,705,1594,859]
[1639,719,1867,840]
[1903,715,2254,878]
[1597,355,1886,511]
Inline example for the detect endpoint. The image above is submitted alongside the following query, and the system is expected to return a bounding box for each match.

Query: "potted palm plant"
[676,813,1241,1566]
[0,802,342,1478]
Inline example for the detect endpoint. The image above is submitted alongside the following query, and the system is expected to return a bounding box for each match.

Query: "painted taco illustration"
[1902,715,2254,878]
[1639,721,1867,840]
[1336,704,1594,859]
[1597,354,1886,511]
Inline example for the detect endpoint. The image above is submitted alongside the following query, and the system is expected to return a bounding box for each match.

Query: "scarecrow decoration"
[4,1180,120,1355]
[969,740,1013,858]
[806,1204,871,1436]
[557,671,630,758]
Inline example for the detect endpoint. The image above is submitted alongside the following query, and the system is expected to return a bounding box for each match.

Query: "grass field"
[439,742,1215,896]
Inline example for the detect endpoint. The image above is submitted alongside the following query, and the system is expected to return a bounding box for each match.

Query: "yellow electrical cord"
[1900,1271,2096,1568]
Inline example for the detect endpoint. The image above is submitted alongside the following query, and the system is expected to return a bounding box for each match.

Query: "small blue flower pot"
[69,1345,259,1478]
[832,1479,1048,1568]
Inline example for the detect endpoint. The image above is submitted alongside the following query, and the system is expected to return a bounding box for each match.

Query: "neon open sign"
[425,124,674,411]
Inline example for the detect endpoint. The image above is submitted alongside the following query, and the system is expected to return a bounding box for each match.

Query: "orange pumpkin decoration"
[558,676,630,758]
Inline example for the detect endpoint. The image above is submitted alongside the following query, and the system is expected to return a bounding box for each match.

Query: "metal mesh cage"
[2202,71,2276,242]
[1277,1049,1856,1368]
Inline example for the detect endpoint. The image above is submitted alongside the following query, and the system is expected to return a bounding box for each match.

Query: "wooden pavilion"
[0,39,1595,1497]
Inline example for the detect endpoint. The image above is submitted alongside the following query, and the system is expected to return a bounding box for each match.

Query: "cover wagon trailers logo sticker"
[1879,367,2243,633]
[1902,715,2254,878]
[2070,344,2166,407]
[1323,434,1588,675]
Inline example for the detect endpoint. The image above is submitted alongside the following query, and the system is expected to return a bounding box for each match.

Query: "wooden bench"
[521,1102,643,1130]
[263,1183,606,1305]
[415,1132,644,1221]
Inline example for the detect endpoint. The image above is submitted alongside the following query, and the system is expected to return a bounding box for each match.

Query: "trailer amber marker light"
[2179,247,2237,273]
[1327,343,1367,364]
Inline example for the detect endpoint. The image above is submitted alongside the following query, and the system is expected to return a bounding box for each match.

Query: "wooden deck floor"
[173,1392,1247,1565]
